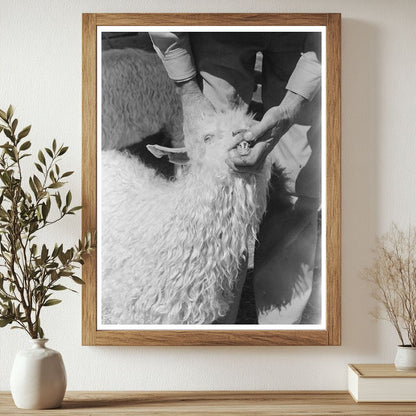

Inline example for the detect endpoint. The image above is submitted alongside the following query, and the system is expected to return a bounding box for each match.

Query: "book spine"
[347,366,359,402]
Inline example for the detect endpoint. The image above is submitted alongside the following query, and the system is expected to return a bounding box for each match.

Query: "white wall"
[1,0,415,391]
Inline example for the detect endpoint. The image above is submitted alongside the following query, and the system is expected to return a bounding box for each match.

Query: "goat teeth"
[237,141,250,156]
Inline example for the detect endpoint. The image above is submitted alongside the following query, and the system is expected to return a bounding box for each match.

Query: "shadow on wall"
[341,19,381,356]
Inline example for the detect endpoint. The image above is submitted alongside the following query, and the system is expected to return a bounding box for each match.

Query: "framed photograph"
[82,13,341,346]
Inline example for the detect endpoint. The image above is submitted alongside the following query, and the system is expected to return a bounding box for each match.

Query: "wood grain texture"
[325,13,342,346]
[95,13,330,27]
[82,13,98,346]
[81,13,342,346]
[91,329,329,347]
[2,391,416,415]
[350,364,416,378]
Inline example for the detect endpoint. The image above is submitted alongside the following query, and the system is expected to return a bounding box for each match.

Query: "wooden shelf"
[2,391,416,415]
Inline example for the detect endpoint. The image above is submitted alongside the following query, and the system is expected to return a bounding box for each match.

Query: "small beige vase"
[394,345,416,371]
[10,339,67,409]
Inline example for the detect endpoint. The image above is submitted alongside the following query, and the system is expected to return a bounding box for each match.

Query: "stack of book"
[348,364,416,402]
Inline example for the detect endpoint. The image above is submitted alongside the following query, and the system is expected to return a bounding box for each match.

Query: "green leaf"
[55,192,62,208]
[0,173,8,186]
[65,191,72,207]
[41,244,48,262]
[18,125,31,140]
[0,317,13,327]
[52,139,57,152]
[61,171,74,178]
[33,175,42,192]
[43,299,62,307]
[51,244,59,258]
[50,284,68,291]
[34,163,43,173]
[38,150,46,165]
[6,105,14,122]
[11,119,18,133]
[58,250,67,264]
[38,325,44,339]
[45,148,53,158]
[41,202,50,220]
[0,292,11,302]
[38,190,47,200]
[58,146,68,156]
[69,206,82,212]
[29,222,38,234]
[72,276,85,285]
[19,140,31,151]
[48,182,64,189]
[29,177,37,196]
[0,109,7,121]
[4,129,12,140]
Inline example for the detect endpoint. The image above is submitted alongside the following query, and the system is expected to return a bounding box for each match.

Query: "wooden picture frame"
[82,13,341,346]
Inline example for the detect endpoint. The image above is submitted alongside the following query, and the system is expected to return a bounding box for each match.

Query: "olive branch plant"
[0,105,95,339]
[363,223,416,347]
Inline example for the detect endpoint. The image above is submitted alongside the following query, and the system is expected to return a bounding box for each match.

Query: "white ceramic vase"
[394,345,416,371]
[10,338,67,409]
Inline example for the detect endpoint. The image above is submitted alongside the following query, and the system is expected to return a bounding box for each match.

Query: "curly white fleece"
[101,48,183,150]
[101,109,271,324]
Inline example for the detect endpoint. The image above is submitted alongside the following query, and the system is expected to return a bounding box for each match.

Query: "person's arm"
[227,38,321,173]
[286,51,321,102]
[150,32,215,134]
[149,32,196,83]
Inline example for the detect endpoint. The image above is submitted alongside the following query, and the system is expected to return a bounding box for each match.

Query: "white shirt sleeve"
[149,32,196,82]
[286,51,321,101]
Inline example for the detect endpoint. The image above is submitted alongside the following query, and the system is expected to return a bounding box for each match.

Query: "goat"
[101,48,183,150]
[101,108,272,324]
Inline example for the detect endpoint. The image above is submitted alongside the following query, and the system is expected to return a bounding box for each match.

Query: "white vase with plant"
[0,106,94,408]
[363,223,416,371]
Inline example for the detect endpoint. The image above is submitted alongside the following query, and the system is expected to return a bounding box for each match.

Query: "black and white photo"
[98,28,325,328]
[81,13,341,346]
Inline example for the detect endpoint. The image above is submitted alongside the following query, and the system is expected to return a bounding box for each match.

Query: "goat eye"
[203,134,213,143]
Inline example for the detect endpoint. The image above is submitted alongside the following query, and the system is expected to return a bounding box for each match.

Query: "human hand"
[226,91,305,173]
[177,78,215,138]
